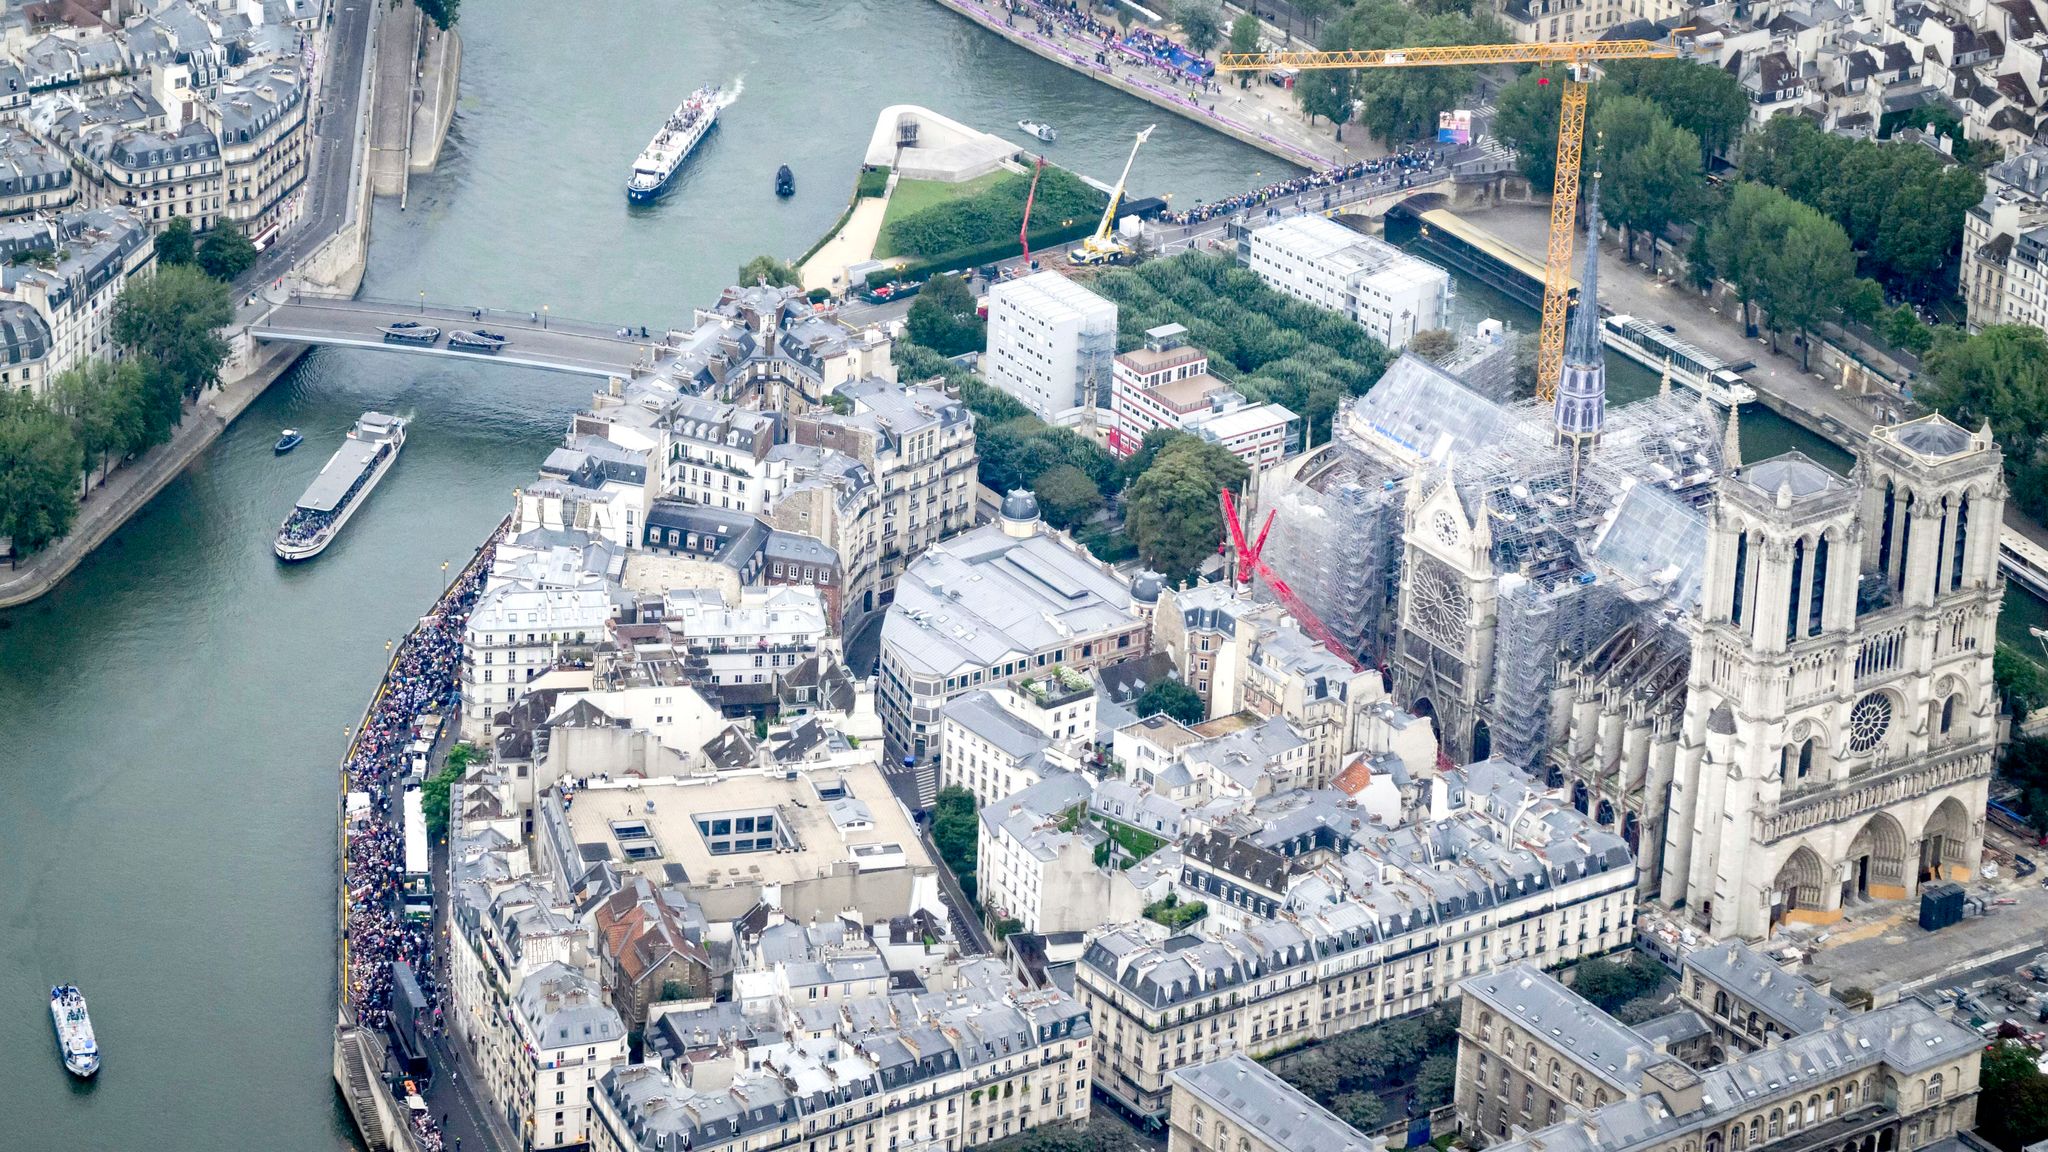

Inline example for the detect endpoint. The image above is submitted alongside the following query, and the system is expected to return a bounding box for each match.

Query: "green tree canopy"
[737,254,801,288]
[1920,325,2048,448]
[1227,12,1262,69]
[197,226,258,281]
[1329,1092,1385,1132]
[52,358,149,488]
[1176,0,1223,55]
[113,265,233,401]
[1124,435,1248,583]
[1998,646,2048,724]
[1135,678,1205,725]
[154,216,195,267]
[905,274,985,357]
[1330,1,1499,142]
[417,0,459,31]
[931,786,980,904]
[0,389,83,553]
[1980,1040,2048,1150]
[1600,57,1747,160]
[1492,66,1573,189]
[1031,463,1103,529]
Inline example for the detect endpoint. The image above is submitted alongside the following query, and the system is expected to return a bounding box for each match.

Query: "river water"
[0,2,1279,1149]
[0,1,2037,1148]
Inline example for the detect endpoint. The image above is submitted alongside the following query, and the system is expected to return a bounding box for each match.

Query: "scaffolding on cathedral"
[1259,445,1406,665]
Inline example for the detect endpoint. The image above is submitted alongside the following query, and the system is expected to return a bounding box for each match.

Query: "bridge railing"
[270,294,660,342]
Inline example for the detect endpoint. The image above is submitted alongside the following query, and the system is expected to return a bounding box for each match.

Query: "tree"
[112,265,233,401]
[1599,108,1706,273]
[1600,57,1747,161]
[1571,953,1664,1013]
[1291,0,1333,39]
[1334,2,1498,143]
[154,216,195,267]
[0,390,83,554]
[196,226,258,281]
[1296,65,1353,137]
[416,0,459,30]
[1330,1092,1385,1132]
[53,359,147,489]
[1759,204,1858,369]
[1980,1040,2048,1151]
[421,742,480,836]
[1176,0,1222,55]
[1118,427,1194,486]
[931,786,980,903]
[1228,12,1262,58]
[737,254,800,288]
[1706,183,1798,338]
[1492,67,1573,189]
[1135,678,1205,725]
[1407,328,1456,363]
[1998,645,2048,724]
[1123,435,1248,582]
[905,274,985,357]
[1414,1051,1456,1110]
[1032,463,1103,528]
[1920,325,2048,449]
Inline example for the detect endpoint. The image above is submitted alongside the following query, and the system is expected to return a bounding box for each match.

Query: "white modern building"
[1108,325,1300,471]
[1245,214,1450,349]
[939,666,1098,807]
[983,270,1118,427]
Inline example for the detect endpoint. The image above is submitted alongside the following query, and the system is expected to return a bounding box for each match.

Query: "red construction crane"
[1219,488,1361,672]
[1018,156,1045,270]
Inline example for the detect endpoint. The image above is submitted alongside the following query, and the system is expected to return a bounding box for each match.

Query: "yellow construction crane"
[1217,37,1693,399]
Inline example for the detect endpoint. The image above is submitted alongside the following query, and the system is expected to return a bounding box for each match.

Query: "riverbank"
[921,0,1335,169]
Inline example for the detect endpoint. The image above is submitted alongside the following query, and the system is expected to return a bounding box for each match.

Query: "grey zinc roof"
[515,961,624,1050]
[943,690,1049,760]
[1172,1054,1379,1152]
[882,522,1136,680]
[0,300,50,364]
[1462,964,1675,1091]
[1681,940,1842,1034]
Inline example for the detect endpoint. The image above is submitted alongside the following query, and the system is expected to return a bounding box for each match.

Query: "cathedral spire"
[1553,177,1608,453]
[1723,401,1743,470]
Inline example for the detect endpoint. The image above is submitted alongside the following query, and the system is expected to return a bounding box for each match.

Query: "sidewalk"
[924,0,1347,168]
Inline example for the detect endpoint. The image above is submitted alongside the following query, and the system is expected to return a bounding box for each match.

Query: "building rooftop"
[1682,940,1842,1035]
[1172,1054,1380,1152]
[1462,964,1675,1091]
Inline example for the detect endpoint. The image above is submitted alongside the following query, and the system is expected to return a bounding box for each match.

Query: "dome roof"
[1000,489,1040,522]
[1131,570,1165,604]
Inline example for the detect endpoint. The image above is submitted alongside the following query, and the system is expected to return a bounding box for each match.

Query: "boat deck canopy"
[296,440,382,512]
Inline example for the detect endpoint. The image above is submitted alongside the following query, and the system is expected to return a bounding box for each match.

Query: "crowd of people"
[1159,147,1447,226]
[340,537,497,1152]
[278,442,394,546]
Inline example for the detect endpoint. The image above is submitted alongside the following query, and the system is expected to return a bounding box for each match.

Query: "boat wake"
[719,75,744,110]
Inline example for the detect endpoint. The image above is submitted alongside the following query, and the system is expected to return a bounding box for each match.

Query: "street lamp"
[418,290,425,313]
[542,304,549,330]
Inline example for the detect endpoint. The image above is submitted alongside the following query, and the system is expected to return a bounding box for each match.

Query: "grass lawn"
[874,170,1021,259]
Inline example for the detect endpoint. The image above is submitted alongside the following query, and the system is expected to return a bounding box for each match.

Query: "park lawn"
[875,170,1021,258]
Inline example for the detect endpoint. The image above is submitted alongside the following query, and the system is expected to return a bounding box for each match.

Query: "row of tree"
[0,266,234,553]
[1093,252,1390,444]
[1294,0,1504,141]
[1267,1004,1458,1132]
[153,217,260,283]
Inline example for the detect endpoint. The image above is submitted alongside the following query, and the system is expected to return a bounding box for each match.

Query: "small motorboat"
[1018,120,1056,142]
[274,428,303,454]
[381,321,440,344]
[776,164,795,197]
[449,329,509,353]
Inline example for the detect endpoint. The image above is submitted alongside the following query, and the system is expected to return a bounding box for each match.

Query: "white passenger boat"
[50,985,99,1078]
[275,412,407,561]
[1601,313,1758,406]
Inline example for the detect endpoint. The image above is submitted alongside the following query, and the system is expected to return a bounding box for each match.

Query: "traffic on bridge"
[249,295,666,379]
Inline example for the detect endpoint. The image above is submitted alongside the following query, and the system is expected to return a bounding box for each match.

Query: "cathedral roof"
[1738,453,1846,503]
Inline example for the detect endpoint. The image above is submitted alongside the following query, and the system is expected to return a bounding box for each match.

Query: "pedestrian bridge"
[249,295,664,379]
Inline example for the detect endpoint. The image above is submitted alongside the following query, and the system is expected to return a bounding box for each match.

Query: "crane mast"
[1214,36,1690,400]
[1070,124,1155,266]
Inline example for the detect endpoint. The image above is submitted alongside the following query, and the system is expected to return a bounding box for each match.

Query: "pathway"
[801,194,893,293]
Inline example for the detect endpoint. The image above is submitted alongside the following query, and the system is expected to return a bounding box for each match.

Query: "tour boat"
[628,84,728,204]
[775,164,795,197]
[449,329,509,352]
[1018,120,1056,142]
[274,428,303,454]
[275,413,407,562]
[381,321,440,345]
[50,985,99,1078]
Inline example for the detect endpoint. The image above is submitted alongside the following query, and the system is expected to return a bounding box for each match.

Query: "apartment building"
[1075,758,1634,1122]
[0,204,151,380]
[459,574,626,741]
[0,128,74,217]
[939,667,1098,808]
[665,393,779,513]
[793,374,976,598]
[207,62,306,243]
[978,770,1107,935]
[592,958,1094,1152]
[984,270,1118,426]
[1244,214,1449,350]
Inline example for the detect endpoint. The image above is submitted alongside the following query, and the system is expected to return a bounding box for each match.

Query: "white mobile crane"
[1068,124,1154,266]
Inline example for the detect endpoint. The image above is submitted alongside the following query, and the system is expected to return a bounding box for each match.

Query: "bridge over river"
[250,295,665,378]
